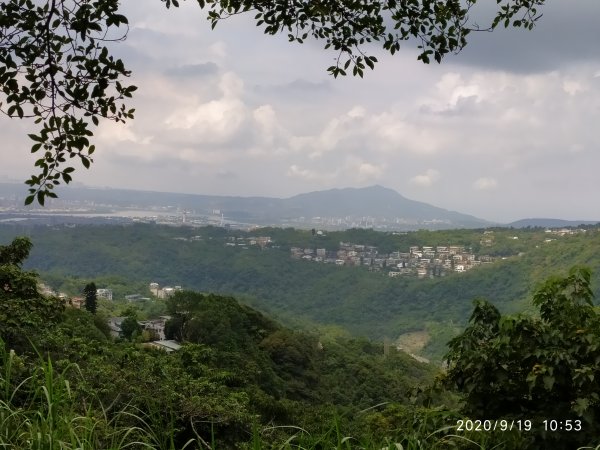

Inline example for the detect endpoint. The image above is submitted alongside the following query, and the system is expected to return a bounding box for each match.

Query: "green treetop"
[444,266,600,449]
[0,237,64,348]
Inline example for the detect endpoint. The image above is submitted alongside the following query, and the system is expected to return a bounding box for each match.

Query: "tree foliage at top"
[0,0,135,205]
[444,266,600,449]
[1,0,546,204]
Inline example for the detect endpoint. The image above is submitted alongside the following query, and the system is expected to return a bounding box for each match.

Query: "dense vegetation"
[2,231,600,448]
[444,266,600,450]
[2,223,599,360]
[0,236,441,447]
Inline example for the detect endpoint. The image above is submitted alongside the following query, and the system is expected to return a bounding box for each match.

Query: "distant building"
[150,283,182,299]
[149,282,160,296]
[96,288,113,301]
[139,316,171,340]
[70,296,84,309]
[108,317,125,338]
[125,294,150,302]
[147,340,182,353]
[256,236,271,247]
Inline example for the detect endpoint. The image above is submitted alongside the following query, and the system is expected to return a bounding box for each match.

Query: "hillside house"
[69,296,84,309]
[149,283,182,299]
[125,294,150,302]
[147,340,182,353]
[108,317,125,338]
[139,316,171,340]
[96,288,113,301]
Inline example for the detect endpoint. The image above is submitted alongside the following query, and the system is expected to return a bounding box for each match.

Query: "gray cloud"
[254,78,332,94]
[166,62,219,77]
[450,0,600,73]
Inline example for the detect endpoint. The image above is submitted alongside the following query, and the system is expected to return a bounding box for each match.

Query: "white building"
[96,288,113,301]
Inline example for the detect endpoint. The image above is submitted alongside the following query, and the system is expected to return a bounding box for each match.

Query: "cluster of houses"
[543,227,588,243]
[39,280,183,308]
[224,235,272,248]
[149,282,183,299]
[171,234,273,249]
[37,283,114,308]
[291,241,495,278]
[37,282,182,352]
[545,228,587,236]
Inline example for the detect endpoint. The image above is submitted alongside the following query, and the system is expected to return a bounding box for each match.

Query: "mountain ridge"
[0,182,491,230]
[284,185,486,222]
[2,182,598,230]
[507,218,600,228]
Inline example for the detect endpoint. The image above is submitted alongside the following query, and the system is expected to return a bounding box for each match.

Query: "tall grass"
[0,344,526,450]
[0,341,587,449]
[0,345,523,450]
[0,341,205,449]
[241,408,527,450]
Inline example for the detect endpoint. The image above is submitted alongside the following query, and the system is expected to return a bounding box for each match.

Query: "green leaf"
[573,398,590,416]
[543,375,554,390]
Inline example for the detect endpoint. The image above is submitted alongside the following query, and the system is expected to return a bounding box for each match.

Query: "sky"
[1,1,600,223]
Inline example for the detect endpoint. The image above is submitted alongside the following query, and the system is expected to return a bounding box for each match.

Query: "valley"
[3,221,599,361]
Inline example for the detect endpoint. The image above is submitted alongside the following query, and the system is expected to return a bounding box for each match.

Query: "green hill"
[0,234,437,447]
[4,231,600,448]
[2,223,599,360]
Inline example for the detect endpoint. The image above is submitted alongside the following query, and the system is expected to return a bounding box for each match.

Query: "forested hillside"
[0,235,442,448]
[2,233,600,448]
[1,223,599,360]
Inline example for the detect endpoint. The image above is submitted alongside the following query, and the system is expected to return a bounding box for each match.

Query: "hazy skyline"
[1,1,600,223]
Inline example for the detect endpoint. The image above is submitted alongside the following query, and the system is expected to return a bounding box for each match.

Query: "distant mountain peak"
[0,182,491,231]
[290,184,402,198]
[283,185,489,229]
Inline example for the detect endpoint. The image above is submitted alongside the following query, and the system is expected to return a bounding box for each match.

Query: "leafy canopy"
[0,0,135,205]
[2,0,545,204]
[0,237,64,347]
[444,266,600,448]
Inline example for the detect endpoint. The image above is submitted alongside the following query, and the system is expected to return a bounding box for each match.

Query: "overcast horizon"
[2,1,600,223]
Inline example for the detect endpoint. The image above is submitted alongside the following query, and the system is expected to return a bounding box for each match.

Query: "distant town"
[292,241,495,278]
[176,231,499,278]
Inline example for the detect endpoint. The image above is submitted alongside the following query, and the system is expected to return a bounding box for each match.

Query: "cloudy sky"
[2,1,600,223]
